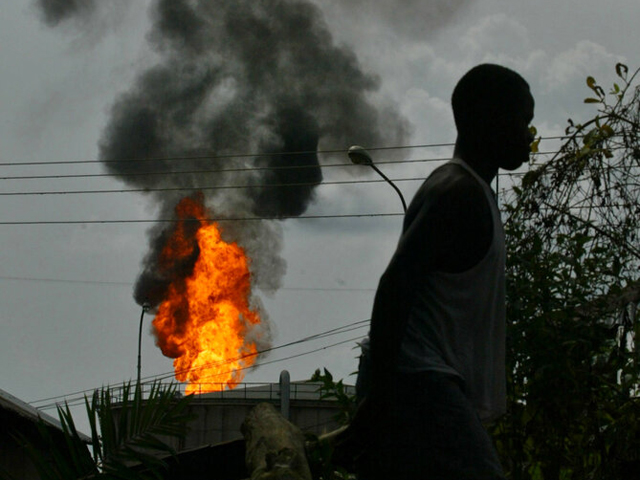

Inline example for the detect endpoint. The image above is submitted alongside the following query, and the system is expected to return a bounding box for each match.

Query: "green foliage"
[495,63,640,479]
[309,368,358,426]
[305,369,358,480]
[18,382,194,480]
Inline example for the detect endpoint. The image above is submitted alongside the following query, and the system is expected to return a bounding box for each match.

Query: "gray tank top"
[397,158,506,422]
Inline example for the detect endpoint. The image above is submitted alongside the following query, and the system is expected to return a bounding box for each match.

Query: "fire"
[152,194,261,394]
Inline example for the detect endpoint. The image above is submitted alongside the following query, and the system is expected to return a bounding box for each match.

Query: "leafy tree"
[15,382,194,480]
[492,63,640,479]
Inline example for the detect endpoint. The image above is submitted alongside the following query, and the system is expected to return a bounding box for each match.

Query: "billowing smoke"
[35,0,471,372]
[97,0,410,315]
[34,0,96,26]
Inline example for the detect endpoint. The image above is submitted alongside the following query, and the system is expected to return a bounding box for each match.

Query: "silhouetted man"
[347,64,535,479]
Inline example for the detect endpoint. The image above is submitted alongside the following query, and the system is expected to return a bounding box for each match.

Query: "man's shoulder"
[419,162,485,203]
[405,162,488,228]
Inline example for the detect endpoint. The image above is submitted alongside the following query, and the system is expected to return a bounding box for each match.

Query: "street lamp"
[137,302,151,387]
[348,145,407,213]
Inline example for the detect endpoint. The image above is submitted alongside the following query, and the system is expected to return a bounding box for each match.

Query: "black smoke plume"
[97,0,410,318]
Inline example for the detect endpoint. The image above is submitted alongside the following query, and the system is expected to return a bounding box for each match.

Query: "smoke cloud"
[35,0,471,370]
[34,0,96,26]
[98,0,410,314]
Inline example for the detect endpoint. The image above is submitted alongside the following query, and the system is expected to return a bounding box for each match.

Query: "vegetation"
[16,382,193,480]
[304,369,358,480]
[310,368,358,426]
[492,63,640,479]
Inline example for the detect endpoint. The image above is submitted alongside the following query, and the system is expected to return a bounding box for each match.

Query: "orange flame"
[152,194,261,394]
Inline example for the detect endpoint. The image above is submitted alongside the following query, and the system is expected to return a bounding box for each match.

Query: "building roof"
[0,388,91,443]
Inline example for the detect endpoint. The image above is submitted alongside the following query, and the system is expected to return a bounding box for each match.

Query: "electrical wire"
[0,134,596,169]
[0,176,428,197]
[0,142,457,168]
[34,334,367,411]
[0,149,562,182]
[0,146,623,201]
[0,212,403,226]
[146,335,365,391]
[0,274,376,291]
[30,320,370,407]
[0,157,450,181]
[155,323,369,384]
[35,333,366,412]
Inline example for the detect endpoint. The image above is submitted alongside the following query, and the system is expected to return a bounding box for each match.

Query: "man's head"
[452,64,534,171]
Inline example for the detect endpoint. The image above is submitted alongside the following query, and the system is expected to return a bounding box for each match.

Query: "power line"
[175,335,366,385]
[0,275,131,287]
[163,323,369,383]
[0,148,565,182]
[1,145,633,223]
[2,158,630,195]
[145,342,362,393]
[0,162,343,181]
[0,157,452,181]
[0,274,376,291]
[30,319,369,405]
[35,334,366,411]
[0,143,457,168]
[0,135,591,169]
[0,176,428,197]
[0,149,569,196]
[0,200,624,227]
[30,320,369,407]
[0,212,403,226]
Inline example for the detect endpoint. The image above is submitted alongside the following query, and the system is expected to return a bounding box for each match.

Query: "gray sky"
[1,0,638,423]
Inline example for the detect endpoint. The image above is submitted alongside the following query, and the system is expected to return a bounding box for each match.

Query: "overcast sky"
[1,0,638,424]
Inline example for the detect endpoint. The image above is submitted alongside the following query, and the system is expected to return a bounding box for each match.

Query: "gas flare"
[152,194,261,394]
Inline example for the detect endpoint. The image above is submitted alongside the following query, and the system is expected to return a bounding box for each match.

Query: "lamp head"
[348,145,373,166]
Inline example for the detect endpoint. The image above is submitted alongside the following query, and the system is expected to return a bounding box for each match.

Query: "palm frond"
[19,381,194,480]
[97,381,194,476]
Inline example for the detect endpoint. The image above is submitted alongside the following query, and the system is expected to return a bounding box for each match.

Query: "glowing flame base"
[152,195,261,394]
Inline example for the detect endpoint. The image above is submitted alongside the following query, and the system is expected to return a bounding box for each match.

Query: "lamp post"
[137,302,151,387]
[348,145,407,213]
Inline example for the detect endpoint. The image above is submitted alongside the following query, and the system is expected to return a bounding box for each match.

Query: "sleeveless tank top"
[396,158,506,422]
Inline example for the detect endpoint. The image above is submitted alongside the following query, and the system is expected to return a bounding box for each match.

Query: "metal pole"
[369,164,408,213]
[279,370,291,420]
[348,145,408,214]
[137,303,150,387]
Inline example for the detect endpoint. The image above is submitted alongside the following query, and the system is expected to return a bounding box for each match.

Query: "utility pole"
[137,303,151,388]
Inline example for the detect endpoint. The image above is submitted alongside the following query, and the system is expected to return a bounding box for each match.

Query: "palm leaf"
[96,381,194,477]
[20,381,193,480]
